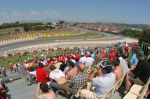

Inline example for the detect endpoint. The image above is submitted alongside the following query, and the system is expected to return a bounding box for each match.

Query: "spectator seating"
[115,74,126,91]
[102,74,126,99]
[123,77,150,99]
[79,73,126,99]
[79,88,97,99]
[102,86,115,99]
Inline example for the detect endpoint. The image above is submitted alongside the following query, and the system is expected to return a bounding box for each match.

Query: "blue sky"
[0,0,150,24]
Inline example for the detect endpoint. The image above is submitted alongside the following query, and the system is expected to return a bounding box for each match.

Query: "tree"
[15,21,20,26]
[121,29,141,38]
[139,29,150,44]
[23,24,32,32]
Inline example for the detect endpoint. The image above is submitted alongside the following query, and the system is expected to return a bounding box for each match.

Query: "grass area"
[0,53,32,68]
[0,49,76,68]
[41,32,99,38]
[71,32,98,38]
[0,27,24,35]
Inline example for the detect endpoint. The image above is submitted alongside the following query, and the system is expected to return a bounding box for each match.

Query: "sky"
[0,0,150,24]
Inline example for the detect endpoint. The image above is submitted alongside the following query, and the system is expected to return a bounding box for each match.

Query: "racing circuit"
[0,28,137,53]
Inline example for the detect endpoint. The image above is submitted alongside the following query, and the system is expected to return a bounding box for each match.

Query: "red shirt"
[101,51,107,58]
[109,52,116,60]
[36,68,49,83]
[124,46,128,51]
[75,54,80,61]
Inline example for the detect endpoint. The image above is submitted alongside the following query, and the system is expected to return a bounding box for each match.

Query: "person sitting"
[0,84,5,99]
[25,67,37,85]
[59,60,67,72]
[130,51,139,66]
[36,62,49,83]
[85,52,95,67]
[74,53,80,67]
[119,55,129,75]
[49,65,70,93]
[126,54,150,92]
[109,49,116,61]
[70,61,88,95]
[66,61,78,80]
[113,58,123,81]
[100,49,107,58]
[35,82,55,99]
[87,59,116,99]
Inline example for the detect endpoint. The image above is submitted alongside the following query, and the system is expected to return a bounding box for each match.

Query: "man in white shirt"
[79,56,86,64]
[85,56,94,67]
[119,56,129,75]
[83,59,116,99]
[49,65,70,92]
[79,52,95,67]
[49,65,67,84]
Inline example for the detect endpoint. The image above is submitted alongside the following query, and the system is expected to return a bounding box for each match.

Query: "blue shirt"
[130,54,138,65]
[75,61,80,67]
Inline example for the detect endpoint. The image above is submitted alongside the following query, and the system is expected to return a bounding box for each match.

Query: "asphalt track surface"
[0,31,116,52]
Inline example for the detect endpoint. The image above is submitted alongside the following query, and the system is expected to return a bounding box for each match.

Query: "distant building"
[127,28,143,31]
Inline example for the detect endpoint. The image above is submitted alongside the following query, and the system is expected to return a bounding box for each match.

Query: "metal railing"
[141,42,150,56]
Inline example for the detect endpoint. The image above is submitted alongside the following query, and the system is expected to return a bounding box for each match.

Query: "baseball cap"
[99,59,112,73]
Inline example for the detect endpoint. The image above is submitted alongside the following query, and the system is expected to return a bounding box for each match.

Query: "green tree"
[122,29,141,38]
[139,29,150,44]
[23,24,32,31]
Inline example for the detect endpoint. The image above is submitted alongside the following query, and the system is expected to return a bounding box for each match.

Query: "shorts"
[129,76,144,85]
[58,82,71,92]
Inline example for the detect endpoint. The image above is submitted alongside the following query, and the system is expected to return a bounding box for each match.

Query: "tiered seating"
[78,73,126,99]
[123,77,150,99]
[1,41,148,99]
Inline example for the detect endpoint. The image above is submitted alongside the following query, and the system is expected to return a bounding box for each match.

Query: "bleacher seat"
[102,85,116,99]
[129,84,142,95]
[114,74,126,91]
[123,92,138,99]
[123,77,150,99]
[79,89,97,99]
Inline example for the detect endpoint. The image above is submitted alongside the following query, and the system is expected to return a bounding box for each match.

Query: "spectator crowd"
[0,42,150,99]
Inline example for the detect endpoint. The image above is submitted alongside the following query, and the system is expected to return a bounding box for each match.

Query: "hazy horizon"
[0,0,150,24]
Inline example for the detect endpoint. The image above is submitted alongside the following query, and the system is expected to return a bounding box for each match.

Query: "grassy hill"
[0,27,24,35]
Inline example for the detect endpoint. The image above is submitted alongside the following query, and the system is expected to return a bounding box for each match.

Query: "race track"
[0,30,137,52]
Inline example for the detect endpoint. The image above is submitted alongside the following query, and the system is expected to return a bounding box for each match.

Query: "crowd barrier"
[141,42,150,56]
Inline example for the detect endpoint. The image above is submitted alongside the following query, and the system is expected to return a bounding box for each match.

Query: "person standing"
[36,62,49,83]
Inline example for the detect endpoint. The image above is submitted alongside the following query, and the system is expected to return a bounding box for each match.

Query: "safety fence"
[141,42,150,56]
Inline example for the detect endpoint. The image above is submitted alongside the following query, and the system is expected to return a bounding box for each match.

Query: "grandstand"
[0,37,149,99]
[0,23,149,99]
